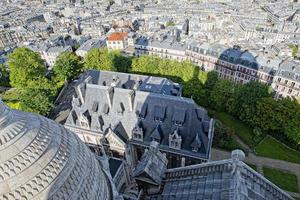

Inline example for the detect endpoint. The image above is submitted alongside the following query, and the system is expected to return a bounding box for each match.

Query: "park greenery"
[84,48,131,72]
[255,136,300,164]
[1,48,83,115]
[0,64,10,87]
[166,21,176,27]
[263,167,299,193]
[53,52,83,85]
[2,47,300,152]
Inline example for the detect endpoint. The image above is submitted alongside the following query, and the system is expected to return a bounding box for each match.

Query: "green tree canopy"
[84,48,116,71]
[253,97,300,145]
[26,77,58,97]
[53,52,83,82]
[132,55,160,74]
[110,51,132,73]
[233,81,271,125]
[8,47,46,89]
[204,71,218,106]
[20,87,53,116]
[166,21,175,27]
[0,64,10,87]
[209,79,235,111]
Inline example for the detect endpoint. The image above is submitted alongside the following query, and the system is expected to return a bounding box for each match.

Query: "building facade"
[106,32,128,51]
[125,35,300,99]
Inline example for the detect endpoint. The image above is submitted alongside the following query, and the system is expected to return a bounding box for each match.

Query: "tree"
[84,48,116,71]
[20,87,53,116]
[281,99,300,145]
[131,55,160,75]
[8,47,46,89]
[252,97,283,133]
[18,77,57,115]
[288,44,298,58]
[53,52,83,83]
[111,51,132,73]
[212,120,243,151]
[252,97,300,146]
[0,64,10,87]
[204,71,218,106]
[26,77,58,97]
[209,79,235,111]
[166,21,175,27]
[233,81,271,125]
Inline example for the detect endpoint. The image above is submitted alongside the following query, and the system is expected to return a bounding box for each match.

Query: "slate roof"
[77,70,182,96]
[188,43,260,70]
[65,71,214,160]
[146,154,293,200]
[133,142,168,186]
[109,157,123,177]
[276,59,300,81]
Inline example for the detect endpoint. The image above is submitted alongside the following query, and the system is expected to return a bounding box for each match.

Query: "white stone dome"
[0,101,112,200]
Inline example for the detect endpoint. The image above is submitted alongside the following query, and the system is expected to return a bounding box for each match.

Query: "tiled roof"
[107,32,128,41]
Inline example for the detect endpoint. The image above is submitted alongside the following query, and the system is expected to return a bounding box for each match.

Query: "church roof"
[0,100,112,200]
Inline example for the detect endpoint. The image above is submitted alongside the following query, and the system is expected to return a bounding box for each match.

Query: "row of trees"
[129,55,300,146]
[7,48,58,115]
[3,47,300,146]
[206,77,300,146]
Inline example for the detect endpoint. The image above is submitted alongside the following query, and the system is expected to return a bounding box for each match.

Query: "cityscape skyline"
[0,0,300,199]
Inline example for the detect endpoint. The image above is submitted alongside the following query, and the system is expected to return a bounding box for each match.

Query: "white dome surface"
[0,101,111,200]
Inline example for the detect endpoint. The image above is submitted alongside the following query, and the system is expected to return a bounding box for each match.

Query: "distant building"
[272,59,300,98]
[186,42,300,98]
[0,30,23,48]
[76,37,106,57]
[106,32,128,51]
[42,45,72,68]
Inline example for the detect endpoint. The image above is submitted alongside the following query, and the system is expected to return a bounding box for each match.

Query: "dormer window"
[80,121,89,129]
[169,129,182,149]
[132,124,143,142]
[92,101,99,113]
[154,105,166,122]
[79,110,91,129]
[172,108,185,126]
[191,134,201,153]
[134,133,142,140]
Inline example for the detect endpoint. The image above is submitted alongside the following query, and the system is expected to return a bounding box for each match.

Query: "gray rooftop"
[78,70,182,96]
[147,151,293,200]
[65,70,213,160]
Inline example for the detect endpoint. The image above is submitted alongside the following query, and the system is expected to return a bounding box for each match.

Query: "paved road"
[211,148,300,198]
